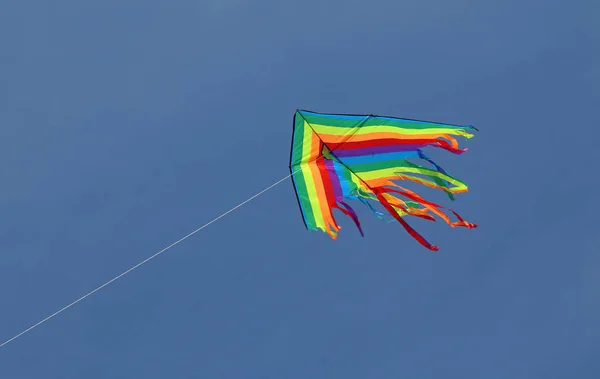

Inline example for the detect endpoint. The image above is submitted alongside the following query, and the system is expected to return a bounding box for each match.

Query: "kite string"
[0,171,297,350]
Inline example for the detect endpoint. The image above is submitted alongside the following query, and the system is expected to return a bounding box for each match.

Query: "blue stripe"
[333,161,353,197]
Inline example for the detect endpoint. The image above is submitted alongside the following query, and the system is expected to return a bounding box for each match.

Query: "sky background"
[1,0,598,378]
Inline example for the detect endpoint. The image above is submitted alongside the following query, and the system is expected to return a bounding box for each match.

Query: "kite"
[289,109,478,251]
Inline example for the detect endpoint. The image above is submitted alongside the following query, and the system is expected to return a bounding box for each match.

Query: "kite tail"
[324,216,341,240]
[319,200,365,238]
[379,192,436,222]
[336,201,364,237]
[357,196,387,220]
[382,187,477,229]
[372,188,440,251]
[392,167,468,194]
[417,150,455,200]
[366,178,476,250]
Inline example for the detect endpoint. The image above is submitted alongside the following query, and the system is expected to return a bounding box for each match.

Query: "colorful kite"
[289,109,478,251]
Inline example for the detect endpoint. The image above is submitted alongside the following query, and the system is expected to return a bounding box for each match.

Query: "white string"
[0,171,295,350]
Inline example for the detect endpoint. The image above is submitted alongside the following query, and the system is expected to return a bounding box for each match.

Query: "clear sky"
[1,0,598,378]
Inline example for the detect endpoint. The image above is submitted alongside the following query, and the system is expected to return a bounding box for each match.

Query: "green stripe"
[298,112,370,129]
[292,167,317,228]
[290,114,307,167]
[298,111,471,131]
[349,159,420,173]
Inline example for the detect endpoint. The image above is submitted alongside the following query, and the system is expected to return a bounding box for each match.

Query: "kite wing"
[289,109,478,251]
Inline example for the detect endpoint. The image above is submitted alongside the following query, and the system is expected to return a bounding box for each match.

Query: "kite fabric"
[289,109,478,251]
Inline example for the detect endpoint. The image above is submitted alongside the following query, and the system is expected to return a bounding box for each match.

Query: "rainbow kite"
[289,109,478,251]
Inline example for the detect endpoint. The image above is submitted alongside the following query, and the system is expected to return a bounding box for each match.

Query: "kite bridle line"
[0,170,300,350]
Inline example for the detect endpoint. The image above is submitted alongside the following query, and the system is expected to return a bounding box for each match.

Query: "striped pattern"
[289,109,478,251]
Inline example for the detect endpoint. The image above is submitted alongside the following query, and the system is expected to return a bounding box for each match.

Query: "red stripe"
[316,157,340,229]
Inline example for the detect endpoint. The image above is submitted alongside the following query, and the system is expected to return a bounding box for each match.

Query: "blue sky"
[1,0,598,377]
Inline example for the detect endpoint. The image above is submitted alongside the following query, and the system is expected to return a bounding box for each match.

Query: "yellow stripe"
[300,124,324,226]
